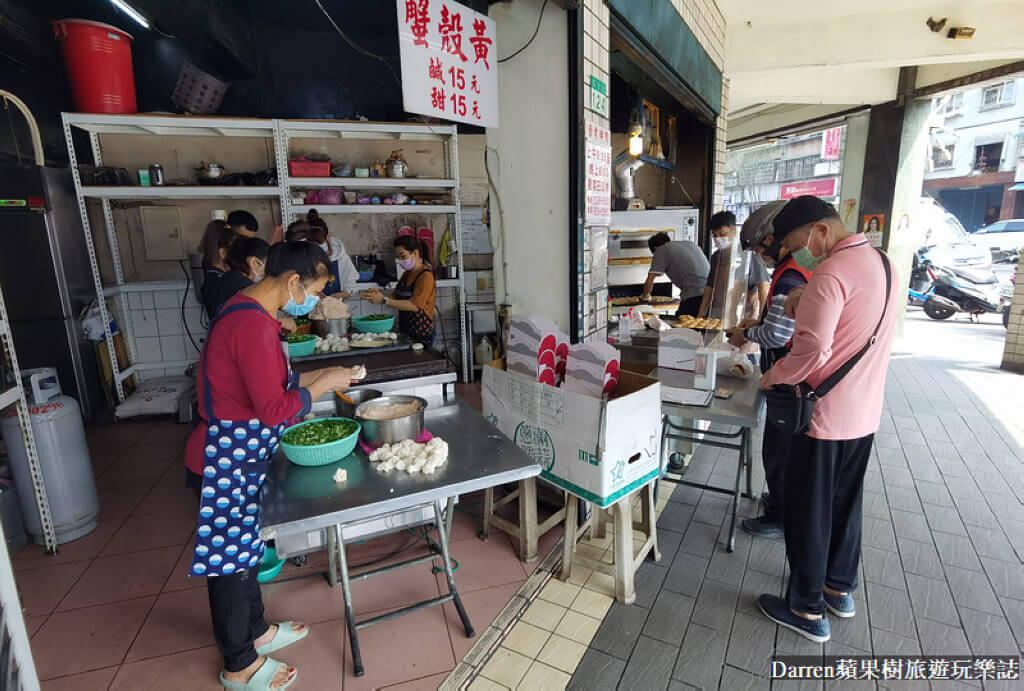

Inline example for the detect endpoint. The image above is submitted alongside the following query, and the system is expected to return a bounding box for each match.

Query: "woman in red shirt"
[184,241,354,690]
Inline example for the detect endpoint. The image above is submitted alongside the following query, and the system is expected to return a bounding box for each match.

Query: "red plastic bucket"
[53,19,137,114]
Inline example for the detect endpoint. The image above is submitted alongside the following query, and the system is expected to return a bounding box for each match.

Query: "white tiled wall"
[114,284,205,383]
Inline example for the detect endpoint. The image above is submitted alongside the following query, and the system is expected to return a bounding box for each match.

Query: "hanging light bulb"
[628,114,643,156]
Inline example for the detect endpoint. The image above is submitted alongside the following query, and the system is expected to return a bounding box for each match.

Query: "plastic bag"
[318,188,342,205]
[716,349,756,378]
[80,301,117,342]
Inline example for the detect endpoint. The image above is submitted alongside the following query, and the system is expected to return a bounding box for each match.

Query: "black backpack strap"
[810,248,892,399]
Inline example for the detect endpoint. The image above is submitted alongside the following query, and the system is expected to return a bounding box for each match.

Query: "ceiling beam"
[725,4,1024,76]
[914,59,1024,98]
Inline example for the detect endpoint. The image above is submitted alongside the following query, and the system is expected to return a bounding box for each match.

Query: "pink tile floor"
[16,385,558,689]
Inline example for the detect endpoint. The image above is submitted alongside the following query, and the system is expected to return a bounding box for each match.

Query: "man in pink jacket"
[756,196,898,643]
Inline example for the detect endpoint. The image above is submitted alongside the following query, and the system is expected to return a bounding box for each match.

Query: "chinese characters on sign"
[771,656,1019,682]
[585,122,612,226]
[779,177,837,199]
[397,0,499,127]
[821,127,842,160]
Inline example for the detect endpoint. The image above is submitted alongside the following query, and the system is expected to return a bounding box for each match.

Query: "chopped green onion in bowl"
[282,418,359,446]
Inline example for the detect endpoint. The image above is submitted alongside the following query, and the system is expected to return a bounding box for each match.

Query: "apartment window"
[934,92,965,116]
[931,144,954,170]
[973,142,1003,173]
[981,81,1015,109]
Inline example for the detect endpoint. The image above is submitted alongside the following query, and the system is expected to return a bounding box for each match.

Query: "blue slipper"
[758,594,830,643]
[256,622,309,657]
[219,657,296,690]
[824,591,856,618]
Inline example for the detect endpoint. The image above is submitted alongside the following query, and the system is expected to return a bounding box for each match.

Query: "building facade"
[926,77,1024,231]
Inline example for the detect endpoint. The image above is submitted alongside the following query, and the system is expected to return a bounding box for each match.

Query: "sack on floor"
[115,376,195,419]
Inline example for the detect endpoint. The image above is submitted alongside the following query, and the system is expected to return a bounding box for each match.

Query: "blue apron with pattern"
[190,302,285,577]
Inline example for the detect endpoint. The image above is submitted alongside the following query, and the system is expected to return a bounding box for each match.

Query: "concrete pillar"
[887,97,932,340]
[1001,254,1024,372]
[838,110,870,226]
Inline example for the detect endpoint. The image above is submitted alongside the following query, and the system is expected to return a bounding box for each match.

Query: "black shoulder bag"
[764,247,892,435]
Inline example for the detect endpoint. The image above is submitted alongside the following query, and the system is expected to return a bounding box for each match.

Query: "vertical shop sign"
[821,127,842,160]
[588,76,609,118]
[584,121,612,226]
[397,0,499,128]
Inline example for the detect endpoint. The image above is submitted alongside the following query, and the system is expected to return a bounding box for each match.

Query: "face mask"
[398,258,416,271]
[792,228,827,271]
[713,236,731,250]
[318,242,331,255]
[252,261,265,283]
[283,281,320,316]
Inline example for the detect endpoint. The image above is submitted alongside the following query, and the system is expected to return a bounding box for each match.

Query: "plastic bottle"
[475,336,494,365]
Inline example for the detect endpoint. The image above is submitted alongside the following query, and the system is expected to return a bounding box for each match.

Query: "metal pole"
[0,285,57,554]
[434,498,474,636]
[62,114,123,402]
[333,524,364,676]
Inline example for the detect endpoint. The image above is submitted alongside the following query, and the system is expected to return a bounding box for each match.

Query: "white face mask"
[319,242,331,256]
[713,236,731,250]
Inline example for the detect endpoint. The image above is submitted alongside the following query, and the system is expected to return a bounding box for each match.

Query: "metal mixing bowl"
[312,317,349,339]
[355,395,427,445]
[335,388,382,419]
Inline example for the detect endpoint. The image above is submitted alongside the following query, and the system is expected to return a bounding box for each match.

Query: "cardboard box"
[657,328,703,371]
[507,316,566,386]
[483,360,662,508]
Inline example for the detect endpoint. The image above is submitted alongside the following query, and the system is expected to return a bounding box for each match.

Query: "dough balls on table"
[369,437,449,476]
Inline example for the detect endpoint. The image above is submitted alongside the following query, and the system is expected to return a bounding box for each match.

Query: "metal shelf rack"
[277,119,469,382]
[0,281,56,554]
[62,114,471,398]
[62,113,278,403]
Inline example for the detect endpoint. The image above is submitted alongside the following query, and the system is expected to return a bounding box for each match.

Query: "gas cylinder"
[0,368,99,544]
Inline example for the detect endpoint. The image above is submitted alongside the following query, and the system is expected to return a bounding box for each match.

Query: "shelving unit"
[63,113,279,402]
[80,186,279,200]
[62,114,471,398]
[277,119,469,382]
[0,280,56,554]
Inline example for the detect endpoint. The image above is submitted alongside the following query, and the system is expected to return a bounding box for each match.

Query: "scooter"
[920,256,1011,323]
[908,251,934,306]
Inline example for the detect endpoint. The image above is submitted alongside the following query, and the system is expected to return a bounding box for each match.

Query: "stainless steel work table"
[654,367,765,552]
[260,396,541,677]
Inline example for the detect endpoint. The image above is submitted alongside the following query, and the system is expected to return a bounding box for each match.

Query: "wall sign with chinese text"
[821,127,842,160]
[588,76,608,118]
[779,177,837,200]
[397,0,499,128]
[584,122,612,226]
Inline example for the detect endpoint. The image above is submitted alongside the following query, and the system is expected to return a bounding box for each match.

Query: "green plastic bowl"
[353,315,396,334]
[257,545,285,584]
[287,335,317,358]
[279,417,361,466]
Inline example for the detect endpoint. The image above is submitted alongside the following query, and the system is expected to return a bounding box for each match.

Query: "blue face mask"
[283,281,319,316]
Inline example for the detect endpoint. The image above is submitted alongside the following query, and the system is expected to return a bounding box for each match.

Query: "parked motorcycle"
[908,251,934,307]
[918,255,1012,324]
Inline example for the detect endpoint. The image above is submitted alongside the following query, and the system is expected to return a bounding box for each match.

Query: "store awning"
[1008,183,1024,191]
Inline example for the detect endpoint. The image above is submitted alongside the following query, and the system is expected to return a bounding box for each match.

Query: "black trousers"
[187,469,270,672]
[760,422,791,523]
[783,433,874,615]
[676,295,704,317]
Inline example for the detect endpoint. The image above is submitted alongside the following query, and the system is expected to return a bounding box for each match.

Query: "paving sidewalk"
[568,310,1024,690]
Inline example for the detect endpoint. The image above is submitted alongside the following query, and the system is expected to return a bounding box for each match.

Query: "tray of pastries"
[674,315,722,331]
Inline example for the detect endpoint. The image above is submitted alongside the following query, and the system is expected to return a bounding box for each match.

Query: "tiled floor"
[14,311,1024,690]
[15,381,558,690]
[562,311,1024,690]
